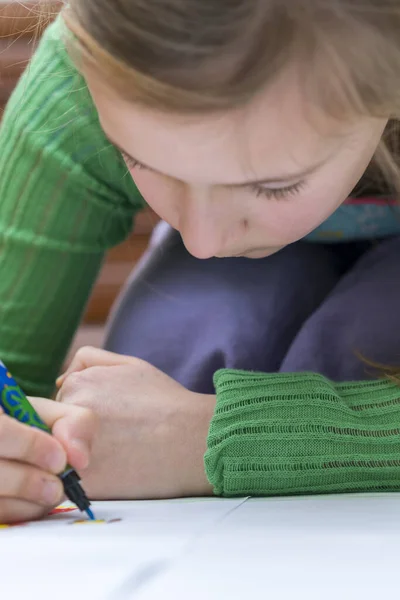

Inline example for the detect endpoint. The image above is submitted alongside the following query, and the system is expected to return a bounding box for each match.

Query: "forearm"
[205,369,400,496]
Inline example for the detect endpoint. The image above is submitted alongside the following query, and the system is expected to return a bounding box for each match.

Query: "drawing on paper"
[0,522,28,529]
[0,505,122,529]
[70,518,122,525]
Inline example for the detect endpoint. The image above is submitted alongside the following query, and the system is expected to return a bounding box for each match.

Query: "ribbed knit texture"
[0,17,145,396]
[205,370,400,496]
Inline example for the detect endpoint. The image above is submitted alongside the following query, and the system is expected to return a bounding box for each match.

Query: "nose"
[177,186,228,259]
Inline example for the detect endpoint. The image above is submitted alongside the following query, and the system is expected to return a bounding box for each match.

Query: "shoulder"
[3,15,144,210]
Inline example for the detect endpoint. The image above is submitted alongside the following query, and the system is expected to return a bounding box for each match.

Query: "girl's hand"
[57,347,216,499]
[0,398,96,523]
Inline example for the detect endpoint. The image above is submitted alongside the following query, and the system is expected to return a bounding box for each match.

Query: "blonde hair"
[64,0,400,193]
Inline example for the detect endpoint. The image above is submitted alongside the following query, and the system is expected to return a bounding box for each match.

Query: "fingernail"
[42,480,62,505]
[46,448,66,473]
[71,439,90,468]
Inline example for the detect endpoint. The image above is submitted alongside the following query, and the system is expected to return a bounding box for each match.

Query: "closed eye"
[250,180,305,200]
[121,151,148,172]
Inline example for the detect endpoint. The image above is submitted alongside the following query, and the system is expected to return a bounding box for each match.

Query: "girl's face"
[86,68,387,259]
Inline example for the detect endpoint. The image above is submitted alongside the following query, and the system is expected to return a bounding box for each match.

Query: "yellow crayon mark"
[71,519,106,525]
[0,521,27,528]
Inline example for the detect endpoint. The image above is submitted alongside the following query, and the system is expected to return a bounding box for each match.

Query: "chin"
[243,247,282,259]
[216,246,283,259]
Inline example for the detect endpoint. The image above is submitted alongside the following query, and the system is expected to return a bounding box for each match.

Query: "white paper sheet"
[5,494,399,599]
[0,497,247,600]
[134,493,400,600]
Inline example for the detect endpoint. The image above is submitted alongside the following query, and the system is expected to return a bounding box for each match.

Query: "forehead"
[86,66,352,184]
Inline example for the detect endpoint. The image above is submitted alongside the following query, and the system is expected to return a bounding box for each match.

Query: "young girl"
[1,0,400,523]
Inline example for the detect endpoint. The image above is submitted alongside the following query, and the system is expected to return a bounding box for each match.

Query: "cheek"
[253,159,363,245]
[254,188,346,245]
[129,170,179,223]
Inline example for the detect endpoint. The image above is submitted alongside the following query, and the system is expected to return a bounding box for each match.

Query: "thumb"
[30,397,97,471]
[57,346,135,388]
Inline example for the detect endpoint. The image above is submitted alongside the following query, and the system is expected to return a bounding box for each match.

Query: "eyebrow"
[109,137,323,188]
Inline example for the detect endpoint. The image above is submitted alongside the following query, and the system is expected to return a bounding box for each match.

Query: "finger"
[51,407,97,471]
[29,398,97,471]
[0,413,66,473]
[0,498,48,525]
[56,346,136,387]
[0,458,64,508]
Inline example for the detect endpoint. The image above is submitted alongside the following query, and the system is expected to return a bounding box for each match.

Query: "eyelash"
[122,151,305,200]
[250,181,305,200]
[122,153,146,171]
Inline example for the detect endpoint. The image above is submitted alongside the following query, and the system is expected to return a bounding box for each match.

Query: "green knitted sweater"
[1,17,400,497]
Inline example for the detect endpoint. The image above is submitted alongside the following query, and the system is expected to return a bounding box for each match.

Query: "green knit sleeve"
[0,18,145,397]
[205,369,400,496]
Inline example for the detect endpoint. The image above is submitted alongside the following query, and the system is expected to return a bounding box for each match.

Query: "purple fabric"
[104,222,400,394]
